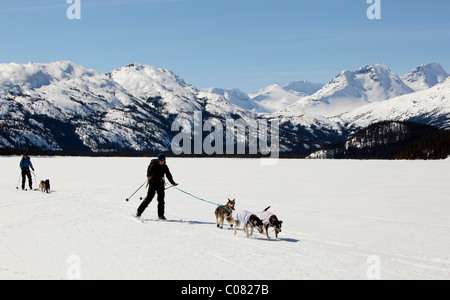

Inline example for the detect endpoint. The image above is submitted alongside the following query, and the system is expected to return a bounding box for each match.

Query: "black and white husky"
[233,210,264,238]
[260,206,282,239]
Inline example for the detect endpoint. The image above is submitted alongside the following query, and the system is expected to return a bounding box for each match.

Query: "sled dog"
[215,198,235,229]
[260,206,282,239]
[233,210,264,238]
[39,179,51,193]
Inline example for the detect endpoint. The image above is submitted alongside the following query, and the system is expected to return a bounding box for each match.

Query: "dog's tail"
[264,206,271,212]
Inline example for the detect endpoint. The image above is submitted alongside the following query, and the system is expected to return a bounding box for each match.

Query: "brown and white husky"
[215,198,235,229]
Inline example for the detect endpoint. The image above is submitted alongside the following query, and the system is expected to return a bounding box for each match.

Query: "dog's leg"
[215,210,222,228]
[244,224,249,238]
[220,215,224,229]
[215,212,219,228]
[226,216,234,228]
[234,221,240,236]
[265,225,270,239]
[249,226,254,237]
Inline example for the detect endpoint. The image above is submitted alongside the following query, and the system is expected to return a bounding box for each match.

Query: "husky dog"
[39,179,51,193]
[215,198,235,229]
[233,210,264,238]
[260,206,282,239]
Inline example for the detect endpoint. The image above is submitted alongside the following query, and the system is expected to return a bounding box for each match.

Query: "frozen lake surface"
[1,157,449,280]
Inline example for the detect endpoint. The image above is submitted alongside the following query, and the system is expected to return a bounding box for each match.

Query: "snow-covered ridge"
[284,80,324,95]
[277,64,416,117]
[247,81,324,113]
[340,77,450,130]
[0,61,265,152]
[0,60,449,153]
[0,61,98,90]
[201,87,261,113]
[249,84,309,113]
[108,63,202,114]
[401,63,449,92]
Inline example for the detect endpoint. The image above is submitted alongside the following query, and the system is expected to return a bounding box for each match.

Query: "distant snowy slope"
[248,81,323,113]
[202,87,261,112]
[401,63,449,92]
[279,64,414,117]
[0,61,97,93]
[0,61,135,115]
[284,80,324,95]
[248,84,304,113]
[340,77,450,130]
[109,63,202,114]
[204,83,324,114]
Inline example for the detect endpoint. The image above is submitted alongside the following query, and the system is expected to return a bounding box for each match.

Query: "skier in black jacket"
[137,154,178,220]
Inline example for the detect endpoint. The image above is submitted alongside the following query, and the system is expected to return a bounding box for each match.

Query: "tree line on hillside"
[311,121,450,160]
[1,120,449,160]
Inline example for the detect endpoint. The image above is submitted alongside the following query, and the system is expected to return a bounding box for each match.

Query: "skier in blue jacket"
[19,154,34,190]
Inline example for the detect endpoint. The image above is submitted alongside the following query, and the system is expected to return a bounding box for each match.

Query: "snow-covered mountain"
[339,77,450,131]
[284,80,324,95]
[0,61,448,155]
[108,63,202,115]
[249,84,305,113]
[0,62,174,152]
[401,63,449,92]
[0,62,252,152]
[201,87,261,113]
[0,61,294,153]
[278,64,415,117]
[0,61,97,91]
[248,81,323,113]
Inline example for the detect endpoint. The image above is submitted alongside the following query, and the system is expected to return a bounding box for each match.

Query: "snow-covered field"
[1,156,449,280]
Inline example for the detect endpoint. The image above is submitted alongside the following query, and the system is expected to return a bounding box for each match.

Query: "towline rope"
[168,185,234,213]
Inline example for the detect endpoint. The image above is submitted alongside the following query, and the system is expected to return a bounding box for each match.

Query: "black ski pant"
[21,169,32,190]
[137,182,165,217]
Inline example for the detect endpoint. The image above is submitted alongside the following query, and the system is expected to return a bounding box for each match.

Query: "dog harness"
[234,210,253,225]
[260,210,275,226]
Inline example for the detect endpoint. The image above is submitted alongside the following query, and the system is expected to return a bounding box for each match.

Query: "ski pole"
[138,184,175,201]
[165,185,176,191]
[31,170,38,190]
[126,180,148,202]
[16,172,22,190]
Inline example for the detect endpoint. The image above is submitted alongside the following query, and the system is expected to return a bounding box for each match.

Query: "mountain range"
[0,61,448,156]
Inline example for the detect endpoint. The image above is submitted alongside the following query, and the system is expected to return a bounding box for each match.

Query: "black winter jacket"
[147,162,176,186]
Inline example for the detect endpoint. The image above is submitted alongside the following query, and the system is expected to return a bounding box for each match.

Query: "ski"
[128,214,186,224]
[129,214,144,224]
[141,218,186,223]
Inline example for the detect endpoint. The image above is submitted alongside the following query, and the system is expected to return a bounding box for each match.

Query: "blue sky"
[1,0,449,92]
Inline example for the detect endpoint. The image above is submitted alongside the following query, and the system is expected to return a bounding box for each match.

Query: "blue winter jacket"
[20,157,34,171]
